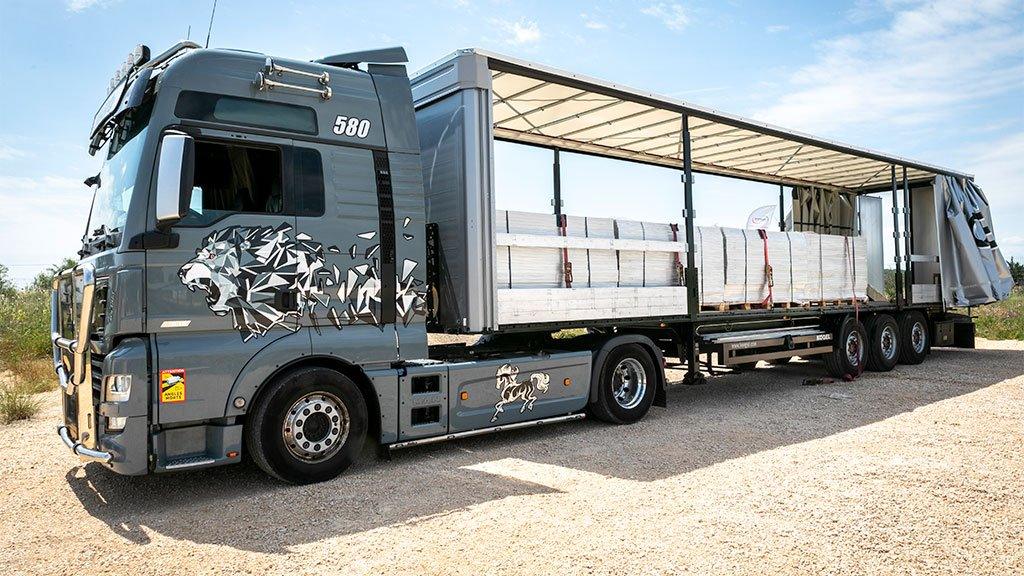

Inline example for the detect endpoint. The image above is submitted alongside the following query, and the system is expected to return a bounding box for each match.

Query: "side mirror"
[155,132,194,226]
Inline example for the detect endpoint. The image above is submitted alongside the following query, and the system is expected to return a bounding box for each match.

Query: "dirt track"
[1,339,1022,575]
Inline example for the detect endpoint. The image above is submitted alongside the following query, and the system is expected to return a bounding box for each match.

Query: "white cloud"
[641,3,690,31]
[0,142,27,161]
[753,0,1024,134]
[765,24,789,33]
[66,0,117,12]
[581,13,608,30]
[494,18,542,45]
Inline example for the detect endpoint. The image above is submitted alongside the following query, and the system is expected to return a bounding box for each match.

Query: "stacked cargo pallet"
[495,210,866,325]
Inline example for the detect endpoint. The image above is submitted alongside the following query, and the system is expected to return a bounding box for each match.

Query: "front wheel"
[246,367,367,484]
[588,344,657,424]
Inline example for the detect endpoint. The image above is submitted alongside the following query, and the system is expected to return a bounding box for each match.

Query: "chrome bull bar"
[51,263,111,462]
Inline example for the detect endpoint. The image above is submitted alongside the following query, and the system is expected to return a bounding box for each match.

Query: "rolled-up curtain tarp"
[939,175,1013,306]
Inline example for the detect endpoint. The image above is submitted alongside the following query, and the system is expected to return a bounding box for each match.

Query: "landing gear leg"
[682,330,707,386]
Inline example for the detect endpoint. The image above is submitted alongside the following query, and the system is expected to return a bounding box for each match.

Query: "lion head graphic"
[179,223,427,341]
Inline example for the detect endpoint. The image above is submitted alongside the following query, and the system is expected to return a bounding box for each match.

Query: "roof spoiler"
[317,46,407,69]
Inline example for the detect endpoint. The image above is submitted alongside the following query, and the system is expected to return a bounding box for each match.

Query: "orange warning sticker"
[160,369,186,403]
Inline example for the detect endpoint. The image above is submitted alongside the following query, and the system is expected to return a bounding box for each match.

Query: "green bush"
[969,286,1024,341]
[0,290,53,362]
[0,387,41,424]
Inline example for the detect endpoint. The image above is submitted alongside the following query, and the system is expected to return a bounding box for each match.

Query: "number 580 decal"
[333,115,372,138]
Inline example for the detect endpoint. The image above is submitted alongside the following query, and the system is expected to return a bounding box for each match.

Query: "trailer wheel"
[246,367,367,484]
[589,344,657,424]
[823,316,867,379]
[898,311,930,365]
[865,314,900,372]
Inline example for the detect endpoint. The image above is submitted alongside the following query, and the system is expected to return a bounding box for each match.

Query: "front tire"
[824,316,867,378]
[589,344,657,424]
[246,367,367,484]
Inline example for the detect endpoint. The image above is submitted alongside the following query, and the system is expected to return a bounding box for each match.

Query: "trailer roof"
[423,48,971,192]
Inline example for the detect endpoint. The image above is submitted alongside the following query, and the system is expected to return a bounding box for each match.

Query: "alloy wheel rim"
[612,358,647,410]
[282,391,349,462]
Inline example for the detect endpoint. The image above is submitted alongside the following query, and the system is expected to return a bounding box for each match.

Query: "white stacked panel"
[696,226,725,305]
[497,286,688,325]
[820,235,867,301]
[644,222,681,287]
[502,210,561,288]
[616,219,646,287]
[721,228,749,304]
[586,217,618,287]
[765,231,794,304]
[790,232,822,303]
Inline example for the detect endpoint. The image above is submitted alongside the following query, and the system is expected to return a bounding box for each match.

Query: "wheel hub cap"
[612,358,647,410]
[282,392,349,462]
[880,326,897,360]
[846,331,863,367]
[911,322,926,354]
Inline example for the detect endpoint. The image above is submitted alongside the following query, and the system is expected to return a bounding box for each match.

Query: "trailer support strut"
[681,115,705,385]
[891,165,903,307]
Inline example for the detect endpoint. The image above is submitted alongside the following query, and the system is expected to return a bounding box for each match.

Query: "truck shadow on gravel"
[65,346,1023,553]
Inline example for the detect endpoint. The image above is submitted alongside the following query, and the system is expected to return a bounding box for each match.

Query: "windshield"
[85,100,153,243]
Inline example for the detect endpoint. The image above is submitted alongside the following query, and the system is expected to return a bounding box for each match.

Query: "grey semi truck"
[52,42,1013,483]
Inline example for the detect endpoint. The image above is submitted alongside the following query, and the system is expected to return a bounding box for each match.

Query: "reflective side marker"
[563,378,572,387]
[460,391,469,401]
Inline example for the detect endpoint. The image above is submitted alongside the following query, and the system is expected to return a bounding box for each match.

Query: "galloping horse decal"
[491,363,551,423]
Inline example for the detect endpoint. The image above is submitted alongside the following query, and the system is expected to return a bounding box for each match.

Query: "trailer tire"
[898,311,930,365]
[246,366,367,484]
[823,316,867,379]
[865,314,900,372]
[588,344,657,424]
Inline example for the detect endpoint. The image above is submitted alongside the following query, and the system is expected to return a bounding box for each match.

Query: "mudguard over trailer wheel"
[898,311,931,365]
[865,314,900,372]
[588,343,658,424]
[246,367,368,484]
[823,316,868,379]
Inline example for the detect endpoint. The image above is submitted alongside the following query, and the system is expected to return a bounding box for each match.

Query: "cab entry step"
[700,327,833,365]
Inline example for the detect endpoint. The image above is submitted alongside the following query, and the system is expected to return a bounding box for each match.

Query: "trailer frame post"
[778,184,786,231]
[890,165,903,307]
[680,114,704,385]
[552,148,562,219]
[902,166,913,306]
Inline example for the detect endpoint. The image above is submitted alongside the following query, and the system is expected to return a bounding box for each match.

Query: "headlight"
[104,374,132,402]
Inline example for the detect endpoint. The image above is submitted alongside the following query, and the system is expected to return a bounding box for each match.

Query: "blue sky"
[0,0,1021,283]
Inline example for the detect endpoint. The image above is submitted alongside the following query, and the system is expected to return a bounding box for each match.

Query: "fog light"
[104,374,132,402]
[107,416,128,431]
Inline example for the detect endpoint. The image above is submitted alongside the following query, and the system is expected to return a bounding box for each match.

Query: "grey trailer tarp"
[938,175,1014,306]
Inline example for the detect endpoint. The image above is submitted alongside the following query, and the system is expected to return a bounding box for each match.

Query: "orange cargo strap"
[559,214,573,287]
[757,228,774,307]
[669,223,684,284]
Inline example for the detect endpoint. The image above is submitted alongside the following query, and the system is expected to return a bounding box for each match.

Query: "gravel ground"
[1,339,1022,575]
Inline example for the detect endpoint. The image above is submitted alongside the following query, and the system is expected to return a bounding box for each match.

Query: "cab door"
[147,127,303,423]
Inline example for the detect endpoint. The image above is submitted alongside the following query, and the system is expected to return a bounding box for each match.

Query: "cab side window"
[180,141,283,226]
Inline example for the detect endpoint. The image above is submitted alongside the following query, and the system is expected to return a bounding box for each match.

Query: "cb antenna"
[204,0,218,48]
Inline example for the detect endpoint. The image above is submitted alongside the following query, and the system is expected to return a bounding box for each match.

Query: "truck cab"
[55,42,436,481]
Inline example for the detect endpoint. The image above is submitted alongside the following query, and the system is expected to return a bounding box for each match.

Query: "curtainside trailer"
[52,43,1014,483]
